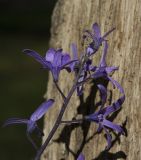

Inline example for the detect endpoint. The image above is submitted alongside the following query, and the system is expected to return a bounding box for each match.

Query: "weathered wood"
[42,0,141,159]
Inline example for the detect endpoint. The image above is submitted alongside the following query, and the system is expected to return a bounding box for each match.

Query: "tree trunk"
[42,0,141,159]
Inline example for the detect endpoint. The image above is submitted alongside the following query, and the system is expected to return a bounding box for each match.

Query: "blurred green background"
[0,0,57,159]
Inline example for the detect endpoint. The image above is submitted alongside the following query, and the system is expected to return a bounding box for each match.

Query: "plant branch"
[35,55,87,160]
[54,81,66,100]
[35,84,77,160]
[61,119,84,125]
[26,132,38,151]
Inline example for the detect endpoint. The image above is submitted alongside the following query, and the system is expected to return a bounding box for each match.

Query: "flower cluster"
[3,23,125,160]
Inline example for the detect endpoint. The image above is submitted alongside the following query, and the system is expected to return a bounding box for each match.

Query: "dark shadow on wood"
[75,78,109,159]
[52,78,127,160]
[92,150,127,160]
[53,122,81,157]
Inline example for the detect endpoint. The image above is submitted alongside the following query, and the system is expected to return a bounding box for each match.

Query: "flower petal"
[23,49,50,68]
[86,47,95,56]
[103,119,124,134]
[61,59,78,69]
[77,154,85,160]
[97,123,103,133]
[51,67,60,82]
[89,65,97,72]
[77,87,83,96]
[92,71,107,79]
[104,95,125,116]
[3,118,28,127]
[30,99,54,121]
[85,112,99,123]
[62,54,71,66]
[99,41,108,67]
[105,66,118,74]
[71,43,78,59]
[53,49,62,67]
[97,84,107,106]
[92,23,101,38]
[108,76,124,94]
[45,48,55,63]
[104,127,112,150]
[70,43,79,70]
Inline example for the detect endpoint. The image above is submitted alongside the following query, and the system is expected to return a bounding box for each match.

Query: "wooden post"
[42,0,141,159]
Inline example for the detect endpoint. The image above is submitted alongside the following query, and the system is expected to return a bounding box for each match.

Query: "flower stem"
[61,119,84,125]
[35,84,76,160]
[26,132,38,151]
[54,81,66,100]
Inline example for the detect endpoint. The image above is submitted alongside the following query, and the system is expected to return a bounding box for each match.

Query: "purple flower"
[92,41,124,94]
[23,48,75,82]
[3,99,54,149]
[71,43,95,96]
[77,153,85,160]
[85,95,125,149]
[83,23,115,56]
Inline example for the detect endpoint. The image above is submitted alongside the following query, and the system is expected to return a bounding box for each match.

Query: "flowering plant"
[3,23,125,160]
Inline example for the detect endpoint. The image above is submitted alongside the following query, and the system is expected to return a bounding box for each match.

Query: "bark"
[42,0,141,159]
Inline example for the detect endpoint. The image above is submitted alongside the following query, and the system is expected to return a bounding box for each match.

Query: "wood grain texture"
[41,0,141,159]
